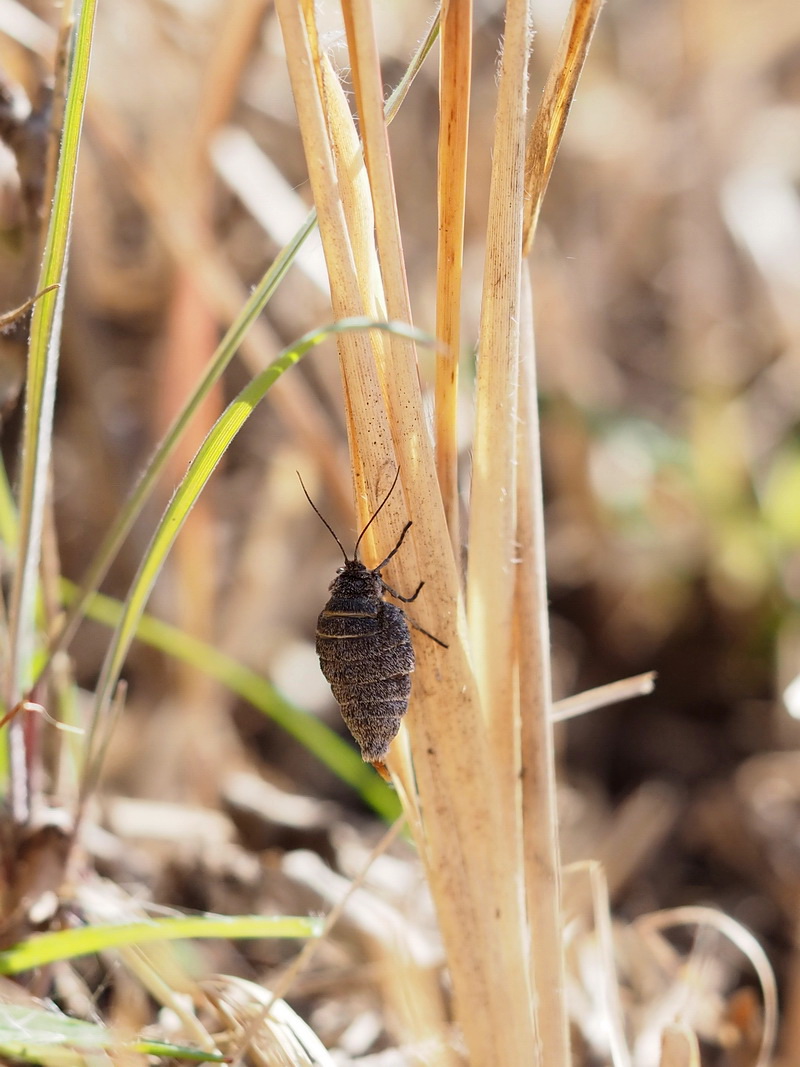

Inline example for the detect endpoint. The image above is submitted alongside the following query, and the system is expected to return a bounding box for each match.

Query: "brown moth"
[299,469,446,776]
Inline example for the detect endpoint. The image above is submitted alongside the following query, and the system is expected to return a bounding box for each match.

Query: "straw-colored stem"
[515,2,605,1050]
[279,2,537,1061]
[467,0,529,771]
[552,671,657,722]
[522,0,604,254]
[435,0,472,558]
[517,261,571,1067]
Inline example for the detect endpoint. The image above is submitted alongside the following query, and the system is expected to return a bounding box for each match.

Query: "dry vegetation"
[0,0,799,1064]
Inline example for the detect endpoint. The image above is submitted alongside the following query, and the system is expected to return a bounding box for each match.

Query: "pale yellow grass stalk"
[552,671,657,721]
[341,0,536,1058]
[466,0,530,776]
[518,262,571,1066]
[275,0,612,1062]
[514,1,607,1061]
[522,0,605,253]
[276,1,538,1062]
[563,861,631,1067]
[464,1,537,1051]
[435,0,472,555]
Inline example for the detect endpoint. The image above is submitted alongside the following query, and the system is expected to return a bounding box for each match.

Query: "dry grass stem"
[518,261,570,1067]
[522,0,604,253]
[552,671,658,722]
[466,0,529,779]
[435,0,472,555]
[275,2,543,1062]
[588,864,633,1067]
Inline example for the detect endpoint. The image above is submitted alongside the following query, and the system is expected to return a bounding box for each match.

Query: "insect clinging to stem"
[299,467,447,776]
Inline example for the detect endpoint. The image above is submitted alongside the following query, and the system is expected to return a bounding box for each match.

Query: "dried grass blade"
[513,2,605,1058]
[522,0,604,252]
[274,1,387,461]
[336,0,446,639]
[435,0,472,555]
[552,671,657,721]
[467,0,530,768]
[282,4,535,1062]
[458,0,540,1059]
[518,262,571,1067]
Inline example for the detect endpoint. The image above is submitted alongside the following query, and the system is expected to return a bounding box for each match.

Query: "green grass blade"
[85,319,429,788]
[0,1003,226,1065]
[0,914,323,974]
[5,0,97,816]
[61,579,399,818]
[0,457,18,550]
[9,0,96,692]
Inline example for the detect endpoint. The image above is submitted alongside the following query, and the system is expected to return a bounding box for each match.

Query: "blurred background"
[1,0,799,1059]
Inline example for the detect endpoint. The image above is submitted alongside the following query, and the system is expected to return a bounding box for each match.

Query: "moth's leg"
[382,579,423,603]
[407,615,448,649]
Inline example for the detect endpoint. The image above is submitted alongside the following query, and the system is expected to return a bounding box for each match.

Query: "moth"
[299,468,446,776]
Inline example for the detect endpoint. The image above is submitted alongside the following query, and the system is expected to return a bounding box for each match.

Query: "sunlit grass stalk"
[435,0,472,555]
[5,0,97,822]
[466,0,529,779]
[522,0,604,254]
[277,1,539,1062]
[461,0,535,1051]
[514,2,605,1060]
[518,262,571,1067]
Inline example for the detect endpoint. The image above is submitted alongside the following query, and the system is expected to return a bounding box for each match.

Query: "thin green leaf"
[0,457,18,550]
[0,1002,225,1065]
[0,914,323,974]
[6,0,97,811]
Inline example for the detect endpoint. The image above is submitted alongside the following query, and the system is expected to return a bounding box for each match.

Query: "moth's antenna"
[297,472,349,563]
[354,467,402,558]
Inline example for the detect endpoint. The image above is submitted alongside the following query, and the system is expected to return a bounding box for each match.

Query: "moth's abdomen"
[316,601,415,762]
[336,693,410,763]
